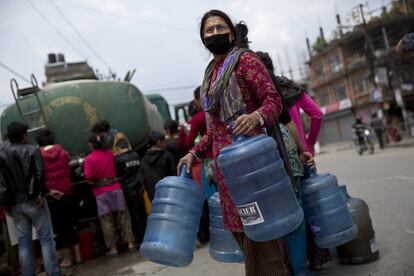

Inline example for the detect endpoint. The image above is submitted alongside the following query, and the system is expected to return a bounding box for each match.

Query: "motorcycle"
[352,127,375,155]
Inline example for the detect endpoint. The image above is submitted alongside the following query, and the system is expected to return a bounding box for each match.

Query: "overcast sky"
[0,0,385,109]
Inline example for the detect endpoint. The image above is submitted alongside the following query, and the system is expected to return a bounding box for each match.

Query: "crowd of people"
[2,8,408,276]
[0,99,215,275]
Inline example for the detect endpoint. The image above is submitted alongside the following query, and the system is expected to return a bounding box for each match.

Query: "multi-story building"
[307,12,414,144]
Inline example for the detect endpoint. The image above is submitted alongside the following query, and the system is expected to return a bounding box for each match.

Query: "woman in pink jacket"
[276,77,323,156]
[277,77,331,270]
[84,133,135,256]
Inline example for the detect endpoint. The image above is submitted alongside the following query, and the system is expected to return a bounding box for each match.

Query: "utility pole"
[284,48,294,80]
[359,4,376,85]
[306,37,312,60]
[382,27,411,136]
[297,49,304,80]
[336,14,344,38]
[276,53,284,76]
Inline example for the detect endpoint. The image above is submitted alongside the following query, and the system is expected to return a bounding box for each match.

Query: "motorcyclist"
[352,117,369,146]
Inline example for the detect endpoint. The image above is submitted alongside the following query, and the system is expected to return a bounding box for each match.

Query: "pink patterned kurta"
[192,52,282,232]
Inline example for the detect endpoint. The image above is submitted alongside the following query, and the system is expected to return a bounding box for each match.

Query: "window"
[313,63,324,80]
[329,55,342,74]
[334,84,348,101]
[319,90,330,106]
[353,75,370,94]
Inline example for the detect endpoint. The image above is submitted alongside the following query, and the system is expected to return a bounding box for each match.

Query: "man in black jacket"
[115,138,147,247]
[140,131,176,200]
[0,122,60,276]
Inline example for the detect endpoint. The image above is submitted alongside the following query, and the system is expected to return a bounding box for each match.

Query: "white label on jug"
[370,238,378,253]
[237,202,264,226]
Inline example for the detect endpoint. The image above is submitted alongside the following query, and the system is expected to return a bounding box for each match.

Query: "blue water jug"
[217,134,304,242]
[301,170,358,248]
[209,192,244,263]
[140,165,204,267]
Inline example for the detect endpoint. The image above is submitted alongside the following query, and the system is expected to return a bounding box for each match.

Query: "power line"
[144,85,199,93]
[26,0,85,58]
[48,0,111,69]
[0,62,31,83]
[59,1,193,33]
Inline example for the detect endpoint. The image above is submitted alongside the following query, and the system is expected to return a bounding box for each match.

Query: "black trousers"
[123,188,147,244]
[197,199,210,244]
[48,195,80,249]
[375,129,384,149]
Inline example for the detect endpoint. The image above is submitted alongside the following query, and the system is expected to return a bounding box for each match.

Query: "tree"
[312,36,328,54]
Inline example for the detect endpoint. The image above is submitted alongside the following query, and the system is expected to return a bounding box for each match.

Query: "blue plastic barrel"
[209,192,244,263]
[301,171,358,248]
[140,165,204,267]
[217,134,304,242]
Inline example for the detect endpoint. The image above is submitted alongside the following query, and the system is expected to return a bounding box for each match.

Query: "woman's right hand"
[299,151,316,170]
[177,152,195,175]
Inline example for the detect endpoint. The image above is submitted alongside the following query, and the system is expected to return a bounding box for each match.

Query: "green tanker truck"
[0,55,176,255]
[1,77,168,159]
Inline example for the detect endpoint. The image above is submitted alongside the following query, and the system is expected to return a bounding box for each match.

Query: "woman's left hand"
[233,113,260,135]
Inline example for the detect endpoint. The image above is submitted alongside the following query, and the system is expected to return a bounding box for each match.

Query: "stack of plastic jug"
[209,192,244,263]
[301,169,358,248]
[140,165,204,267]
[336,185,379,264]
[217,134,303,242]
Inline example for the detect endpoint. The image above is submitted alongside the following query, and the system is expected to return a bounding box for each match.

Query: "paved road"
[72,147,414,276]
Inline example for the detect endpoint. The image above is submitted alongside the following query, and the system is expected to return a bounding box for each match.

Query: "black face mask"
[204,33,234,55]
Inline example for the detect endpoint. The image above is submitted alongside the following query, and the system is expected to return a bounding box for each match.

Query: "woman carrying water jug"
[178,9,289,276]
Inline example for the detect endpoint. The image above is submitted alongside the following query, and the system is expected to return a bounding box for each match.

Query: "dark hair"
[194,86,201,100]
[164,119,179,134]
[148,131,165,147]
[91,120,111,134]
[200,10,237,44]
[115,138,130,150]
[234,21,250,48]
[36,129,55,147]
[256,51,275,73]
[89,133,109,149]
[188,100,197,117]
[7,122,28,143]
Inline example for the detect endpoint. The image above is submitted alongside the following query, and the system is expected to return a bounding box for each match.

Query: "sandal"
[60,261,73,268]
[106,250,119,257]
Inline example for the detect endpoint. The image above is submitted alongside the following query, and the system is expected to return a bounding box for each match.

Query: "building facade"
[307,14,414,144]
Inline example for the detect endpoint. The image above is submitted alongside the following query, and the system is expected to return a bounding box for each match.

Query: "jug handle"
[303,164,317,178]
[180,164,192,179]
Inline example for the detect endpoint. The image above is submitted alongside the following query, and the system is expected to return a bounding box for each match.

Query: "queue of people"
[0,119,185,275]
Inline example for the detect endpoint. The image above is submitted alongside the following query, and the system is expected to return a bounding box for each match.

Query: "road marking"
[406,229,414,235]
[365,176,414,183]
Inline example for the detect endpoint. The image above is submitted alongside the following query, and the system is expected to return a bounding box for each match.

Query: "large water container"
[209,192,244,263]
[301,171,358,248]
[140,165,204,267]
[0,80,165,158]
[217,135,303,242]
[336,185,379,264]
